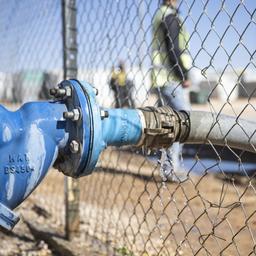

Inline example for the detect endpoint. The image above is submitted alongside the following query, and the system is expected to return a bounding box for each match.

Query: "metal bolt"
[63,108,80,121]
[49,87,58,96]
[49,86,72,98]
[100,110,109,120]
[70,140,80,153]
[56,88,66,97]
[63,111,74,119]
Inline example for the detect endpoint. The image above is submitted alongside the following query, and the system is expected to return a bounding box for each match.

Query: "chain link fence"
[77,0,256,255]
[1,0,256,255]
[0,0,63,103]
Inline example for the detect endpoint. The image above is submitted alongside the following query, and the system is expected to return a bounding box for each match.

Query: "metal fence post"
[62,0,79,240]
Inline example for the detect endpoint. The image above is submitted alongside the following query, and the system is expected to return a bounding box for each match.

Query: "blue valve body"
[0,102,68,229]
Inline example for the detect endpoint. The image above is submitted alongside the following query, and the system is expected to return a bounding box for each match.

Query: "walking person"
[151,0,192,181]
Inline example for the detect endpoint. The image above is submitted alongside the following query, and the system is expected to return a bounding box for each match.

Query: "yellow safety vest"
[151,5,192,87]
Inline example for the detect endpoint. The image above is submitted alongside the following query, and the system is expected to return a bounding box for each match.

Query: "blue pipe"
[102,108,142,147]
[0,101,68,229]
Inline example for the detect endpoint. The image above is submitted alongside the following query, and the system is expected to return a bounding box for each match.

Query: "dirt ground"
[5,148,253,256]
[78,150,256,256]
[0,217,53,256]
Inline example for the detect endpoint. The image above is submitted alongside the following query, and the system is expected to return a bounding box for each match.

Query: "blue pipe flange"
[53,79,144,178]
[53,79,103,177]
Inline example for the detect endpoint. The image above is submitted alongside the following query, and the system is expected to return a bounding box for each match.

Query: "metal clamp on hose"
[139,106,190,149]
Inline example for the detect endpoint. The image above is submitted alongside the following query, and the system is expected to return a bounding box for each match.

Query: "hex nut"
[100,110,109,120]
[72,108,80,121]
[49,85,72,98]
[64,86,72,97]
[70,140,80,153]
[63,108,80,121]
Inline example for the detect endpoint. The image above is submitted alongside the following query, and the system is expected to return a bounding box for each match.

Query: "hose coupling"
[138,106,190,149]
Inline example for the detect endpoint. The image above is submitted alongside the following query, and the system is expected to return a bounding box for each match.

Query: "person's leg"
[160,84,191,181]
[161,84,191,111]
[113,89,119,108]
[126,80,135,108]
[115,86,122,108]
[119,86,128,107]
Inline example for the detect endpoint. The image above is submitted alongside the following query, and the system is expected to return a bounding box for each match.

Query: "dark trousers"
[111,80,135,108]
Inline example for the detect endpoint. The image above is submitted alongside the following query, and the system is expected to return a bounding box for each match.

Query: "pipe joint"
[139,106,190,149]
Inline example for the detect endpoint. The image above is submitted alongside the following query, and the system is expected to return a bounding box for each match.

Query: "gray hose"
[186,111,256,153]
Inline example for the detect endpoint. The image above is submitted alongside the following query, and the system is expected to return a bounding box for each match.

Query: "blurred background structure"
[0,0,256,255]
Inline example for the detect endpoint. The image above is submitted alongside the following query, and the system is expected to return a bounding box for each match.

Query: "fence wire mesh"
[0,0,63,103]
[77,0,256,255]
[0,0,256,255]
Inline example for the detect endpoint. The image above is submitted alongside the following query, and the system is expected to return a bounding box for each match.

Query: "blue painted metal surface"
[61,80,143,176]
[54,79,94,177]
[101,108,142,147]
[0,101,68,230]
[0,79,144,230]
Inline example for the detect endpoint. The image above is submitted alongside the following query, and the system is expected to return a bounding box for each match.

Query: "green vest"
[151,5,192,87]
